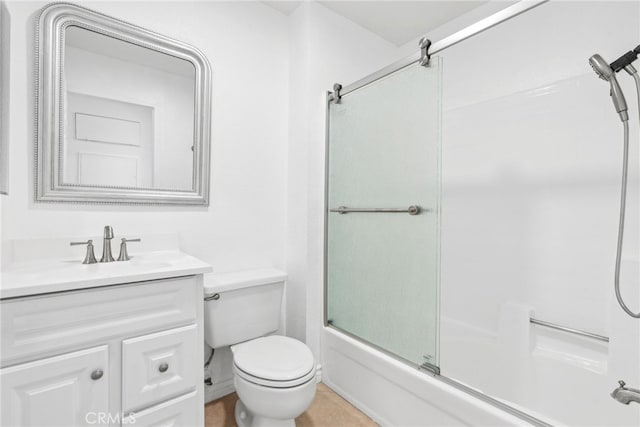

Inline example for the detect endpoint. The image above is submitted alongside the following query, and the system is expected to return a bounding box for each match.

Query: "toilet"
[203,269,316,427]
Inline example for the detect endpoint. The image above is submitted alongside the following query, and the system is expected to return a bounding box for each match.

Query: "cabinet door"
[0,345,109,427]
[123,392,198,426]
[122,324,197,412]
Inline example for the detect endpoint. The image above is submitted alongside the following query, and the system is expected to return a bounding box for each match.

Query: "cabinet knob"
[91,369,104,380]
[158,362,169,373]
[204,293,220,301]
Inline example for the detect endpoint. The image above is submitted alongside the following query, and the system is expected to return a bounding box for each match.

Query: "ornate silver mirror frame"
[36,2,212,205]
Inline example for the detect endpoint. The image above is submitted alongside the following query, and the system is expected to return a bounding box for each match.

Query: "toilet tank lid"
[204,268,287,293]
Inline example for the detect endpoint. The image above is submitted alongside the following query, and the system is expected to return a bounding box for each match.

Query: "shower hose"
[615,71,640,318]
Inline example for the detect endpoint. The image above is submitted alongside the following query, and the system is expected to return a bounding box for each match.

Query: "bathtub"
[321,310,640,427]
[439,309,639,427]
[321,327,552,426]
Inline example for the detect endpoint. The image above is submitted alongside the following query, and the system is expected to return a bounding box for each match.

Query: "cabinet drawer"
[1,276,197,366]
[1,345,109,427]
[124,391,199,426]
[122,324,198,412]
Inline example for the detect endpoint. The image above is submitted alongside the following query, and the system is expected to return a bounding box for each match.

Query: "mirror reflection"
[63,26,196,191]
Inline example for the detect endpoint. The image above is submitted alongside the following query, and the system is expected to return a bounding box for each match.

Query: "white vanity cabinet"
[0,275,205,427]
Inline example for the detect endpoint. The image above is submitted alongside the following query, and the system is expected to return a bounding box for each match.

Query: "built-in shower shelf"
[531,325,608,375]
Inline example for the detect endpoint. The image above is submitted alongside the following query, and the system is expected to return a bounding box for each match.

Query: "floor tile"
[205,383,377,427]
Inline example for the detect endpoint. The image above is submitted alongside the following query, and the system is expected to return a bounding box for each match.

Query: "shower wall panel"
[433,2,640,425]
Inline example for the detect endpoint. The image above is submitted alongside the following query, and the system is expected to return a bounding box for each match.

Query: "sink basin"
[1,250,212,299]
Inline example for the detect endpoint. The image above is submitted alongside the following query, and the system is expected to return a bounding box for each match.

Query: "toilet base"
[235,399,296,427]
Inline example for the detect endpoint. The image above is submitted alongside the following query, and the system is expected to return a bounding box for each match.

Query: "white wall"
[2,0,288,269]
[0,0,8,279]
[1,0,289,401]
[0,0,9,196]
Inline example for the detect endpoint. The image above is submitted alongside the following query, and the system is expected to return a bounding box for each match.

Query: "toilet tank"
[204,268,287,348]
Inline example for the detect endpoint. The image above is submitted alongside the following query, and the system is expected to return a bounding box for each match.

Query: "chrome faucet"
[611,380,640,405]
[117,238,141,261]
[100,225,115,263]
[69,239,98,264]
[70,226,141,264]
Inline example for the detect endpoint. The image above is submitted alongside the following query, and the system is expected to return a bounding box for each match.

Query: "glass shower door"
[326,59,442,369]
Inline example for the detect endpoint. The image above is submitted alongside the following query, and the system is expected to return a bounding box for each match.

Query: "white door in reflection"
[64,92,154,188]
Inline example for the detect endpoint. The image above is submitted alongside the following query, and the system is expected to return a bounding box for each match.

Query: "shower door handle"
[330,205,423,215]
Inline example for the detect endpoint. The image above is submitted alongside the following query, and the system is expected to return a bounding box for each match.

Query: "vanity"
[0,2,214,423]
[0,248,212,426]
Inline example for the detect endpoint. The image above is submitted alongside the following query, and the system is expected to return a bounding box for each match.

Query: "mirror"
[36,3,211,205]
[63,27,196,191]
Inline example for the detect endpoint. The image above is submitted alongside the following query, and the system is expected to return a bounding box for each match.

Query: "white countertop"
[1,250,212,299]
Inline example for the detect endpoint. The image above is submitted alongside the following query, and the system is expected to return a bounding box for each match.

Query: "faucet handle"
[619,380,627,388]
[70,240,98,264]
[117,238,141,262]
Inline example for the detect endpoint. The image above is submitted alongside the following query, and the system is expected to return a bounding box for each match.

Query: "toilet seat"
[231,336,315,388]
[234,363,315,388]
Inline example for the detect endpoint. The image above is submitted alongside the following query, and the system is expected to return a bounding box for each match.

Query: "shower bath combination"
[590,45,640,406]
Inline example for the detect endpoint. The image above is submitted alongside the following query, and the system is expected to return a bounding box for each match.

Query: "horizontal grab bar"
[330,205,422,215]
[530,317,609,342]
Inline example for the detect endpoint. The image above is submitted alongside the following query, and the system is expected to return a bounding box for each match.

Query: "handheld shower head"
[590,54,614,80]
[590,54,629,121]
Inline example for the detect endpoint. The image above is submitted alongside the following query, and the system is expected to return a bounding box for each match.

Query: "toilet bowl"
[232,336,316,427]
[203,269,317,427]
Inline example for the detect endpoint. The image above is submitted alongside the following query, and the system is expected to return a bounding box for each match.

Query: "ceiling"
[262,1,488,46]
[66,26,195,78]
